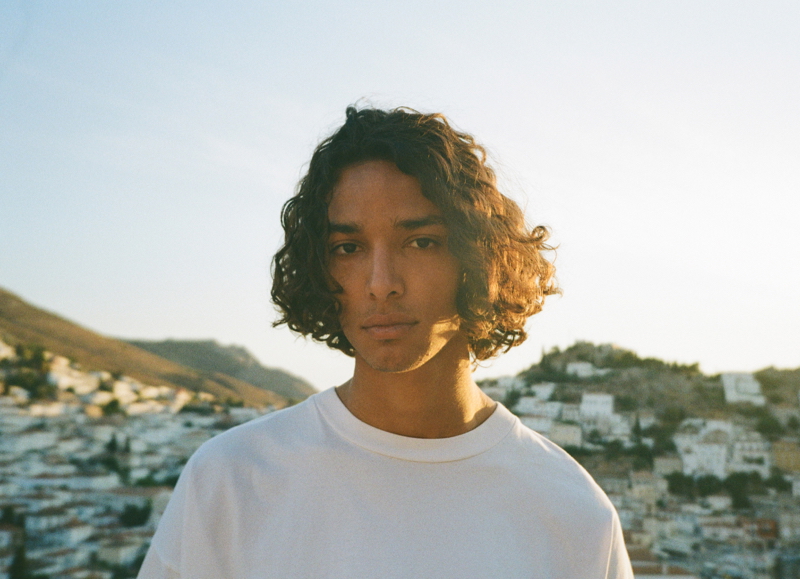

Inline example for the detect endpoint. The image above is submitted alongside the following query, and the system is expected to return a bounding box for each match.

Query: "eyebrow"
[328,214,446,234]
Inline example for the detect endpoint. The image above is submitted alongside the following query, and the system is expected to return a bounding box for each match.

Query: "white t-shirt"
[138,388,633,579]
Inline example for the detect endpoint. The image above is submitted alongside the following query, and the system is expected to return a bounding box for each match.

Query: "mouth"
[362,315,417,340]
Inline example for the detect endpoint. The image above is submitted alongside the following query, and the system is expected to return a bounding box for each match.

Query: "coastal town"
[1,338,799,578]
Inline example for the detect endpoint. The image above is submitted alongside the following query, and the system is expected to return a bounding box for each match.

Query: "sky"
[1,1,798,391]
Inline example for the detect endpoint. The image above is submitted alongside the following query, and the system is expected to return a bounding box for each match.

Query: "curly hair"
[271,106,558,361]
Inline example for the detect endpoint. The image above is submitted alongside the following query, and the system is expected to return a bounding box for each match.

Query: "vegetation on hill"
[125,339,315,402]
[0,287,287,408]
[505,341,800,443]
[517,342,725,418]
[0,343,56,400]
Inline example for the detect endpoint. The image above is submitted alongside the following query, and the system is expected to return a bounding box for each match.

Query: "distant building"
[515,397,562,419]
[566,362,611,379]
[772,440,800,473]
[721,373,766,406]
[520,416,553,436]
[674,419,771,479]
[529,382,556,400]
[0,339,16,360]
[580,393,615,418]
[549,422,582,448]
[653,456,683,477]
[496,376,525,390]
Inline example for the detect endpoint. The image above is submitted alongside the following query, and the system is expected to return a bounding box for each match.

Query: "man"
[138,106,633,578]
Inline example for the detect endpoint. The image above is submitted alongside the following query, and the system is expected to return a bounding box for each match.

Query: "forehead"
[328,160,443,224]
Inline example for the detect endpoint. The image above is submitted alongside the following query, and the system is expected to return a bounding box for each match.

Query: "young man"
[138,107,634,578]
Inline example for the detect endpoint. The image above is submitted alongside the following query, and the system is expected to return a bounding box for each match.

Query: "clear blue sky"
[1,1,798,390]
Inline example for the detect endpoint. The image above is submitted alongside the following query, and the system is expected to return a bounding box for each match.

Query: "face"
[327,160,466,374]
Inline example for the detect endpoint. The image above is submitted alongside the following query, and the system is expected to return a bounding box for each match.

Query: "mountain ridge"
[0,287,310,407]
[124,338,315,401]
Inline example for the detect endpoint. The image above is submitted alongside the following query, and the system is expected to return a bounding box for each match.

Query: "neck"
[335,336,496,438]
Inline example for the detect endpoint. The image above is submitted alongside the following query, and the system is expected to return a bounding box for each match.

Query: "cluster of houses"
[1,340,800,578]
[482,363,800,578]
[0,339,266,578]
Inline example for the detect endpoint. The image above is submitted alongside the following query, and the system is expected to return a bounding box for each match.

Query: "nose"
[367,246,404,300]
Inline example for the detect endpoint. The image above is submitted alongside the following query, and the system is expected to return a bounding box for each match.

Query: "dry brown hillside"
[0,287,286,408]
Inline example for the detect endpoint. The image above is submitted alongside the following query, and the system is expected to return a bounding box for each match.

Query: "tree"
[765,469,792,493]
[755,414,784,441]
[102,399,122,416]
[120,502,152,527]
[666,472,694,499]
[696,475,723,497]
[106,433,118,454]
[9,545,27,579]
[631,415,642,444]
[724,472,754,509]
[502,389,522,412]
[604,440,624,461]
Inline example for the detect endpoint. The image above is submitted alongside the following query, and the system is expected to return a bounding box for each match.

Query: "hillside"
[125,339,315,402]
[512,341,800,419]
[0,287,288,408]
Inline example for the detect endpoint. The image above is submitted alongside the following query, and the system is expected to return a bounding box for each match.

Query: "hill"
[125,339,315,402]
[0,287,289,408]
[512,341,799,419]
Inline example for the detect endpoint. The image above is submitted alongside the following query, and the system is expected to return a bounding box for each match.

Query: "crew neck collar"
[313,387,516,463]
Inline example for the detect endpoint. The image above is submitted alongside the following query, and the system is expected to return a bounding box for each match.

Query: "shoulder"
[187,393,324,475]
[494,417,617,523]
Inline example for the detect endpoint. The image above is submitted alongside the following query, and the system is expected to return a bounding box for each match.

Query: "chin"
[358,352,428,374]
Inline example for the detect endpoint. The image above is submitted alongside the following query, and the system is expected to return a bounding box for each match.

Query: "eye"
[332,242,359,255]
[409,237,438,249]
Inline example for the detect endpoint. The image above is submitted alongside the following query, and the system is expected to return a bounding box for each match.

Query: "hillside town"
[1,338,799,578]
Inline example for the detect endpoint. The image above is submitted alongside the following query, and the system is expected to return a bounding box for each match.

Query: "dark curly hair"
[271,106,558,361]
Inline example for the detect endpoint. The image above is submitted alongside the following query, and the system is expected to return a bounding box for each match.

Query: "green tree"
[502,389,522,412]
[9,545,27,579]
[106,434,118,453]
[628,443,654,470]
[120,502,152,527]
[696,475,723,497]
[666,472,694,499]
[755,414,784,441]
[724,472,754,509]
[102,399,122,416]
[765,470,792,493]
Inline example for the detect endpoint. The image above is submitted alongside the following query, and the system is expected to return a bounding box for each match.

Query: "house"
[549,422,582,448]
[674,419,772,479]
[580,393,615,418]
[566,362,611,379]
[721,373,765,406]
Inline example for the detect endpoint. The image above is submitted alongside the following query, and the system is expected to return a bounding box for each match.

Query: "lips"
[362,314,417,340]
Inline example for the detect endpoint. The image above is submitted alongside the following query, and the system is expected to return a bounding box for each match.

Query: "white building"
[674,419,771,479]
[549,422,582,447]
[47,356,100,395]
[721,373,766,406]
[529,382,556,400]
[0,428,58,454]
[580,393,615,418]
[728,431,771,478]
[520,416,553,435]
[0,339,16,360]
[566,362,612,379]
[515,397,562,419]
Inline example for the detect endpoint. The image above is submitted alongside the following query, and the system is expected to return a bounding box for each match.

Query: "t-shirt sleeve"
[136,457,196,579]
[605,510,634,579]
[137,544,180,579]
